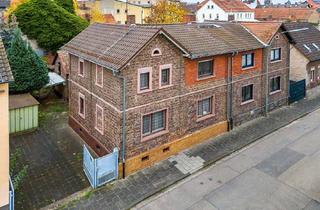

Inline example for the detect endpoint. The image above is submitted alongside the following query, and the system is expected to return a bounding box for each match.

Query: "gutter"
[113,70,127,178]
[227,52,237,130]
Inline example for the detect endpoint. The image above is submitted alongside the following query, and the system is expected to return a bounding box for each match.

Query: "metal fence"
[9,176,14,210]
[83,145,119,189]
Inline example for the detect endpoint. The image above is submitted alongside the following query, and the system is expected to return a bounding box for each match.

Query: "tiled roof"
[198,0,253,12]
[0,39,13,84]
[283,22,320,62]
[62,22,264,70]
[241,22,282,44]
[163,22,264,59]
[255,8,318,21]
[62,23,161,71]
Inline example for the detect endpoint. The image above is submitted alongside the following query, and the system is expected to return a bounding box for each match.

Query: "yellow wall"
[114,1,151,24]
[0,83,9,208]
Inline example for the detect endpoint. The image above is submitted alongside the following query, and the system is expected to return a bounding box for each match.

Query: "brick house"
[62,22,276,176]
[283,22,320,89]
[242,22,290,112]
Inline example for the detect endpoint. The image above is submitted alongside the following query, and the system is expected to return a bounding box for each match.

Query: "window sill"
[95,127,104,135]
[78,74,84,77]
[270,60,282,64]
[159,84,173,89]
[242,66,255,71]
[197,75,215,81]
[241,99,254,106]
[138,89,152,94]
[196,114,215,122]
[95,83,103,88]
[270,90,281,95]
[79,113,85,119]
[141,130,169,142]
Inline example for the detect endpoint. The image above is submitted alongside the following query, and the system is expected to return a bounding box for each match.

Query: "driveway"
[135,108,320,210]
[10,102,89,210]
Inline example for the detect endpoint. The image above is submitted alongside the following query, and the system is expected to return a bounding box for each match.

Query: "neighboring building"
[113,0,151,24]
[254,7,320,25]
[307,0,320,9]
[283,22,320,89]
[77,0,151,24]
[195,0,255,22]
[62,22,279,176]
[242,21,290,111]
[0,38,13,210]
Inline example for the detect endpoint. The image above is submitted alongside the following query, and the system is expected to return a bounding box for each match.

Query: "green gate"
[289,80,306,104]
[9,94,39,134]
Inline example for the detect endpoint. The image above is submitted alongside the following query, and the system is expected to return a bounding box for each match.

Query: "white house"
[195,0,255,22]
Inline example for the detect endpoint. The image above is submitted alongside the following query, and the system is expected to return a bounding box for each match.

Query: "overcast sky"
[181,0,305,4]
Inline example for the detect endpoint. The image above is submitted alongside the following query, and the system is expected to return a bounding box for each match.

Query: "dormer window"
[152,48,161,56]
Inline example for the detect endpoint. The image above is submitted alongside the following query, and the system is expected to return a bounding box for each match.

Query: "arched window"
[152,48,162,56]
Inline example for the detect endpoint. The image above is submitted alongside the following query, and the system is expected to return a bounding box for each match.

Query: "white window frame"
[197,96,215,121]
[311,68,315,82]
[197,59,214,79]
[95,104,104,135]
[95,64,104,88]
[137,67,152,93]
[78,58,84,77]
[159,64,173,88]
[78,92,85,119]
[270,48,282,62]
[151,48,162,56]
[241,84,254,105]
[141,109,168,141]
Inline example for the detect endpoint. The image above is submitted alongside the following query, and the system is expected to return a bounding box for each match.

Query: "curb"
[45,99,320,210]
[127,102,320,210]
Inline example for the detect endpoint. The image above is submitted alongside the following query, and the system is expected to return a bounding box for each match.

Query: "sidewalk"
[57,95,320,210]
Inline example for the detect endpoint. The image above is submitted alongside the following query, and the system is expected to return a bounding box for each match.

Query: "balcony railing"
[9,177,14,210]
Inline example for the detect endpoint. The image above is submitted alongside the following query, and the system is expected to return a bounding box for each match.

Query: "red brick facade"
[68,30,290,173]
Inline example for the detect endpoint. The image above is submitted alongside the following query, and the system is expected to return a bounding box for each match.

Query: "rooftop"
[283,22,320,62]
[62,22,264,71]
[255,7,318,21]
[198,0,253,12]
[0,38,13,84]
[241,22,282,44]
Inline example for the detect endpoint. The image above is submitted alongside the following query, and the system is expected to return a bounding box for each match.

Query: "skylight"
[312,43,320,51]
[304,44,312,53]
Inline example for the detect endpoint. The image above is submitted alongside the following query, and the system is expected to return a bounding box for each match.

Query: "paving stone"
[255,148,305,177]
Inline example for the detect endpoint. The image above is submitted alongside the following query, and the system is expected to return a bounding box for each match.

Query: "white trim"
[197,59,214,79]
[159,64,173,88]
[95,64,104,88]
[95,104,104,135]
[152,48,162,56]
[78,58,84,77]
[78,92,85,119]
[137,67,152,94]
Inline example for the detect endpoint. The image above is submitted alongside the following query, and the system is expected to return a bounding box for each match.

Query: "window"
[270,76,281,93]
[216,14,219,19]
[270,48,281,62]
[211,5,214,8]
[242,53,254,68]
[242,84,253,103]
[152,48,161,56]
[79,93,85,118]
[95,105,104,134]
[311,68,315,82]
[207,5,210,9]
[159,64,172,87]
[138,67,152,93]
[209,14,212,19]
[96,65,103,87]
[117,9,120,13]
[198,60,213,78]
[197,97,213,117]
[203,14,205,19]
[142,110,167,136]
[78,59,84,76]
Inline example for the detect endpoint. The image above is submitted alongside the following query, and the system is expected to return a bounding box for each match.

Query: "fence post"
[113,148,119,179]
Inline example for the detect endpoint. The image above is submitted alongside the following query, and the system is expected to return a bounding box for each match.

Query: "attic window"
[312,43,320,51]
[304,44,312,53]
[152,48,162,56]
[275,35,280,39]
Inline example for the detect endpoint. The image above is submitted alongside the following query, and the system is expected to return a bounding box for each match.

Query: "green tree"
[13,0,88,52]
[54,0,75,14]
[7,29,49,93]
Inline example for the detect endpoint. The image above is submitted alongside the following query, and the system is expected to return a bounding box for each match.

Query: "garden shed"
[9,93,39,134]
